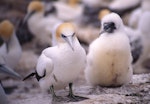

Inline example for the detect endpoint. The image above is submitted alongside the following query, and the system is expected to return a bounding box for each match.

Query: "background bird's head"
[0,20,14,41]
[68,0,80,7]
[0,20,14,52]
[23,1,44,24]
[98,9,111,21]
[100,13,124,34]
[28,1,44,14]
[56,22,76,50]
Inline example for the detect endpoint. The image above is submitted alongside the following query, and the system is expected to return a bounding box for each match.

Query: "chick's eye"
[61,34,66,38]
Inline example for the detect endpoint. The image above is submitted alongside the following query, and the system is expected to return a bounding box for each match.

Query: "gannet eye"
[61,34,67,38]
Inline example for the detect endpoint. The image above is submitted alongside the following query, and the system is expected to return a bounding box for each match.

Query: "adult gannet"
[23,22,87,101]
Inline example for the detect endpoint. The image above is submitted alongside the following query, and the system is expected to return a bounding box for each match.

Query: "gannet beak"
[6,41,9,53]
[23,11,35,25]
[99,30,105,35]
[65,36,74,51]
[0,65,21,79]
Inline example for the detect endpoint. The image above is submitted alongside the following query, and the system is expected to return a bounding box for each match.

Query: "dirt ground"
[2,72,150,104]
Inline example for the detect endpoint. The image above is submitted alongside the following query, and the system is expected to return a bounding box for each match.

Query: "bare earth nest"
[2,73,150,104]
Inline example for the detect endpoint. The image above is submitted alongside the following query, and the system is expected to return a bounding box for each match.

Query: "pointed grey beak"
[23,11,35,25]
[6,41,9,53]
[65,36,74,51]
[0,65,21,79]
[99,30,105,35]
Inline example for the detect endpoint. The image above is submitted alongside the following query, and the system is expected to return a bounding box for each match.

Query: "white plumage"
[2,34,22,69]
[109,0,141,11]
[53,0,83,21]
[85,13,133,86]
[132,11,150,74]
[124,26,143,64]
[38,23,86,91]
[0,20,21,78]
[129,0,150,28]
[38,40,86,90]
[24,1,62,46]
[128,8,142,29]
[24,23,86,101]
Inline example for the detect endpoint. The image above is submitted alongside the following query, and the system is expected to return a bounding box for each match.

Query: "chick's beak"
[99,30,105,35]
[65,36,74,51]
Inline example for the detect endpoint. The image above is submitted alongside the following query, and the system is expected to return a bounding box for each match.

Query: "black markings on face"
[103,22,116,33]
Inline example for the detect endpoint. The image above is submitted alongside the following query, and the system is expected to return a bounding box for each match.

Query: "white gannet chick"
[23,22,87,101]
[98,9,143,65]
[85,13,133,87]
[0,20,22,69]
[23,1,61,46]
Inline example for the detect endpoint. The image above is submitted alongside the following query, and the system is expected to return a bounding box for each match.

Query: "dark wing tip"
[23,72,36,81]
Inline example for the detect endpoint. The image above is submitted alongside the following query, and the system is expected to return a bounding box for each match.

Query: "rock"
[7,74,150,104]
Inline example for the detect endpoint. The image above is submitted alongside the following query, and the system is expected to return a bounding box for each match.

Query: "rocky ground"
[2,73,150,104]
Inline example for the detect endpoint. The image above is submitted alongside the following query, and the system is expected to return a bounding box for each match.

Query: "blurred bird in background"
[131,11,150,74]
[0,20,22,77]
[0,20,21,104]
[109,0,141,16]
[129,0,150,29]
[53,0,83,21]
[0,66,21,104]
[0,20,22,69]
[22,1,61,47]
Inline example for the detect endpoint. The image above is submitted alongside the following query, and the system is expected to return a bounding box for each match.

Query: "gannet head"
[56,22,76,51]
[23,1,44,24]
[0,20,14,41]
[98,9,111,21]
[0,20,14,52]
[68,0,80,7]
[100,13,124,34]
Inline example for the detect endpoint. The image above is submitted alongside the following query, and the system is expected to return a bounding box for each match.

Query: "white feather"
[85,13,133,86]
[36,37,86,91]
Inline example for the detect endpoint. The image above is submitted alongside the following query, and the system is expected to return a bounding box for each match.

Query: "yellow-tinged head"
[27,1,44,13]
[98,9,111,21]
[68,0,80,7]
[56,22,76,50]
[0,20,14,40]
